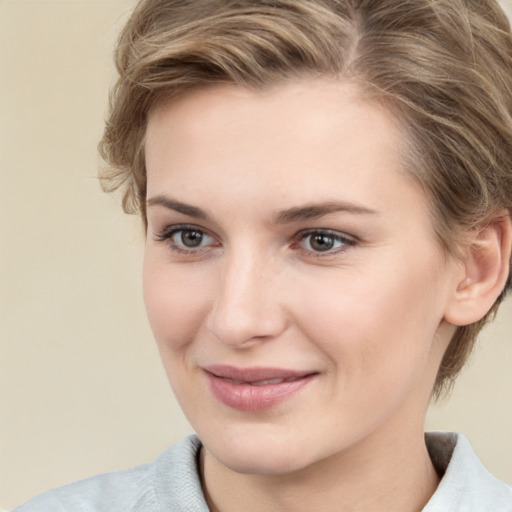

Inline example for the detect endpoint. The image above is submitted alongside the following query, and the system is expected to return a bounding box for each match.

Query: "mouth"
[203,365,318,412]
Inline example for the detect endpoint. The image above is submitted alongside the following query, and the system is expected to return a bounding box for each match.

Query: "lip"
[203,364,318,412]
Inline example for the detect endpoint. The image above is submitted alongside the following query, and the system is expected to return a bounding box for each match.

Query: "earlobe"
[444,211,512,327]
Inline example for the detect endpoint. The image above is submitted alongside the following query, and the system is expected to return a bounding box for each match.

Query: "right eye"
[154,225,218,254]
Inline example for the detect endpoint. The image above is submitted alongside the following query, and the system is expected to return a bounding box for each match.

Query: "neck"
[201,425,440,512]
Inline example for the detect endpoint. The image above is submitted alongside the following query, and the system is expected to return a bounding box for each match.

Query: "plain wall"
[0,1,511,509]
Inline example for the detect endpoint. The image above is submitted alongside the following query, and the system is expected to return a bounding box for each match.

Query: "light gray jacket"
[13,432,512,511]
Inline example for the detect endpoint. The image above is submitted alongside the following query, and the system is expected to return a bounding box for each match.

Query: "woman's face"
[143,79,460,474]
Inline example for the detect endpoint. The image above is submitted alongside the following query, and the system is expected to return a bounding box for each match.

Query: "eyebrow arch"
[146,196,211,220]
[146,196,378,224]
[273,201,378,224]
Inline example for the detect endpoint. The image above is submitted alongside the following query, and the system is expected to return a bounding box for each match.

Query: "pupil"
[311,234,334,251]
[181,230,203,247]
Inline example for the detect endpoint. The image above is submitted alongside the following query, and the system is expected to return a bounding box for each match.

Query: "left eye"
[298,230,351,253]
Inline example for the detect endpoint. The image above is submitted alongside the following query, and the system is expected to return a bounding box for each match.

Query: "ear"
[444,211,512,326]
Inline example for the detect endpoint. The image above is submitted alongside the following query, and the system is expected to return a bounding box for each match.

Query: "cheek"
[142,255,212,352]
[291,254,446,384]
[142,256,216,412]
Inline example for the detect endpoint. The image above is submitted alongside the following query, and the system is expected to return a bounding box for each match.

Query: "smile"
[203,365,318,412]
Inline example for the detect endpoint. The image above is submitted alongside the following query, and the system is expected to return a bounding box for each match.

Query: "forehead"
[146,79,401,171]
[144,78,428,222]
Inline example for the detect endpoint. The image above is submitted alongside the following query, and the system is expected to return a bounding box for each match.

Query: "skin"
[143,79,467,512]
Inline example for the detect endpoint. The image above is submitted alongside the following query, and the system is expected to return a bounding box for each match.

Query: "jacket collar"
[423,432,512,511]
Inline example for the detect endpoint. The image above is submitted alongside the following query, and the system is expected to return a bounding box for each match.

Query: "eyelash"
[154,224,218,255]
[154,224,356,257]
[292,229,356,257]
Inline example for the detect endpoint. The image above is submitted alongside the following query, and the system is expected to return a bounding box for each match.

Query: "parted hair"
[99,0,512,398]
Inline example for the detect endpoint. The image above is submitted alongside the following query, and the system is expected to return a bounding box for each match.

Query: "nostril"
[206,303,288,348]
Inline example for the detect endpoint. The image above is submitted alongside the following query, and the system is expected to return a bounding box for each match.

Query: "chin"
[202,425,321,476]
[216,448,312,476]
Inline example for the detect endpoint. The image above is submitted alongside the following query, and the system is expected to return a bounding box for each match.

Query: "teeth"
[285,376,302,382]
[220,375,309,385]
[251,378,285,386]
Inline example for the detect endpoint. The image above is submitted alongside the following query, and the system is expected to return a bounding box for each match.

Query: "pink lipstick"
[204,365,317,412]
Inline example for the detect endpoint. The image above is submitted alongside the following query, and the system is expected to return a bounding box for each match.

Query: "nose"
[206,247,289,348]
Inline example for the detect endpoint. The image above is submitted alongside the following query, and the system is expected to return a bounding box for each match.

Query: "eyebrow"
[146,196,378,223]
[273,201,378,224]
[146,196,211,220]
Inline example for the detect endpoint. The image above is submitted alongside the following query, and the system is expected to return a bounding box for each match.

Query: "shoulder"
[13,462,156,512]
[13,435,209,512]
[424,432,512,511]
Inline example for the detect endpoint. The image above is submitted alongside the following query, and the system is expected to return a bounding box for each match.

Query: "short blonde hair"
[99,0,512,398]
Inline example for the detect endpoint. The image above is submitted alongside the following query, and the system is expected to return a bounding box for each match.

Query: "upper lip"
[204,364,317,383]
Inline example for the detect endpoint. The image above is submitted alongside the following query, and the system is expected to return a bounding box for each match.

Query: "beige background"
[0,1,511,509]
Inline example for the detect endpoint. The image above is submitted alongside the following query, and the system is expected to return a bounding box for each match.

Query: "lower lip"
[205,373,316,412]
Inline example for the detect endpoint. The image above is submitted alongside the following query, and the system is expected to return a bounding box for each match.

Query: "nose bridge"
[207,243,286,347]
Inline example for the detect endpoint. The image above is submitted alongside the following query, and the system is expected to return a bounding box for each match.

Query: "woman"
[15,0,512,510]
